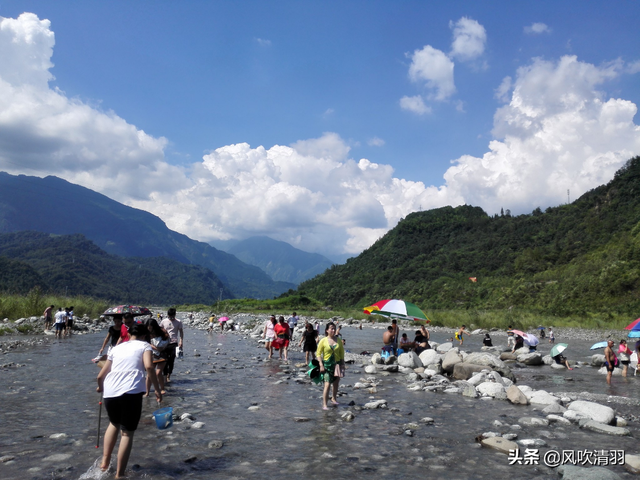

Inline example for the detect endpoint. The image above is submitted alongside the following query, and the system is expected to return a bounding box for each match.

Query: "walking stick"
[96,395,103,449]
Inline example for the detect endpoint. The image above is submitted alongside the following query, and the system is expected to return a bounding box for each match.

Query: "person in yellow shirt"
[316,322,345,411]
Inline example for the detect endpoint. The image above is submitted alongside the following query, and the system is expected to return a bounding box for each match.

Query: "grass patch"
[0,288,109,321]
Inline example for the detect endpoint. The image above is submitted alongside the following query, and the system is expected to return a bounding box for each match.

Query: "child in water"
[455,325,471,346]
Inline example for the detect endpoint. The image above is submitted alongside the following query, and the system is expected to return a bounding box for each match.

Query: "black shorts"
[55,323,65,331]
[104,392,144,431]
[605,362,615,372]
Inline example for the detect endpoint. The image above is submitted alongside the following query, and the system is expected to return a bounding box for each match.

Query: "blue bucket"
[153,407,173,430]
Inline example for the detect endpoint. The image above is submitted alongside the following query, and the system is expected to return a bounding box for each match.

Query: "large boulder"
[436,342,453,353]
[371,353,383,364]
[500,352,517,361]
[568,400,615,424]
[527,390,561,406]
[514,346,531,356]
[418,349,442,367]
[452,363,487,380]
[465,352,506,369]
[476,382,506,398]
[397,352,423,368]
[591,354,605,367]
[441,348,463,373]
[517,353,543,366]
[582,420,630,436]
[506,385,529,405]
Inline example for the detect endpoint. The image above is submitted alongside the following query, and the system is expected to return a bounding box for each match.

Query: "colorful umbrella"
[102,305,151,317]
[511,329,526,337]
[590,341,608,350]
[218,316,229,322]
[626,318,640,331]
[523,333,539,346]
[363,299,430,322]
[550,343,568,357]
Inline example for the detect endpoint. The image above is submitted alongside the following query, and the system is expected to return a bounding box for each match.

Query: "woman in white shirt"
[97,324,162,478]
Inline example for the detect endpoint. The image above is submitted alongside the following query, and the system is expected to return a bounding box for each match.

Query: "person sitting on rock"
[413,330,430,354]
[399,333,414,352]
[552,353,572,370]
[482,333,493,347]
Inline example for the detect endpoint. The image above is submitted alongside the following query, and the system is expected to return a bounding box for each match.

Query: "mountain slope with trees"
[0,231,232,304]
[0,172,294,299]
[298,156,640,316]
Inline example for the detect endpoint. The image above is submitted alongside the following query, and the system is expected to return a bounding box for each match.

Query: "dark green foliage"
[298,157,640,317]
[0,231,232,304]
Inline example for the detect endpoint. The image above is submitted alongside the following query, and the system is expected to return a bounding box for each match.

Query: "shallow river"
[1,325,639,479]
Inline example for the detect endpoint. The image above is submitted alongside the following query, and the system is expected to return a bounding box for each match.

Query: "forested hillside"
[298,156,640,316]
[0,232,232,304]
[0,173,294,299]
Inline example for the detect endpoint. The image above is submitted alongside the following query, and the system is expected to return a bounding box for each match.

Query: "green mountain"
[226,236,334,285]
[0,231,232,304]
[0,172,294,299]
[298,156,640,316]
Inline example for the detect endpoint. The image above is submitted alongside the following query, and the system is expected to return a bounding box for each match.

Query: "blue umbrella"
[629,331,640,338]
[590,341,608,350]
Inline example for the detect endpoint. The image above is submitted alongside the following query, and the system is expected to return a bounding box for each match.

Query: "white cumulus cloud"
[449,17,487,61]
[444,55,640,215]
[524,22,551,34]
[407,45,455,101]
[1,13,640,258]
[399,95,431,115]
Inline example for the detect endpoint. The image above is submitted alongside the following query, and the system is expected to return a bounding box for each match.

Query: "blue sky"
[0,1,639,257]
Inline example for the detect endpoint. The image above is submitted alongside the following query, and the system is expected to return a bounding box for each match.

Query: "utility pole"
[567,189,570,204]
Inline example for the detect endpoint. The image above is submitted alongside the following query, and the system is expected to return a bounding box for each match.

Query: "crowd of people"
[94,308,183,477]
[43,304,75,338]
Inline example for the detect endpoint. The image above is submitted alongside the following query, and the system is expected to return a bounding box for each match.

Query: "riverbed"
[1,324,638,479]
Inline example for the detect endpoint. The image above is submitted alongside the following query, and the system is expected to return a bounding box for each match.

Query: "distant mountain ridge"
[0,172,295,299]
[0,231,233,304]
[226,236,334,285]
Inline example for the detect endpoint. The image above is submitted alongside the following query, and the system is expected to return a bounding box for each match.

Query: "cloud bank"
[1,13,639,257]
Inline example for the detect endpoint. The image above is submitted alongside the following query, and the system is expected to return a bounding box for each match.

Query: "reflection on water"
[0,327,638,479]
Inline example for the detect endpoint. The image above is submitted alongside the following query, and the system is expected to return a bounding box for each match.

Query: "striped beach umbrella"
[363,299,430,322]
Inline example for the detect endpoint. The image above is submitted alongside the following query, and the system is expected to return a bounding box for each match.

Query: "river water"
[1,325,638,479]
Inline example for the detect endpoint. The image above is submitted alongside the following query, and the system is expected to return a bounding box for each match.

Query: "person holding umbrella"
[551,343,572,370]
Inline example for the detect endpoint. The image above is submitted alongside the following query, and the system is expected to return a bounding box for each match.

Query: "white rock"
[527,390,561,406]
[418,349,442,366]
[398,352,423,369]
[563,410,590,423]
[467,372,487,386]
[568,400,615,424]
[436,342,453,353]
[518,438,547,447]
[363,399,388,409]
[476,382,506,398]
[546,414,571,425]
[364,365,377,374]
